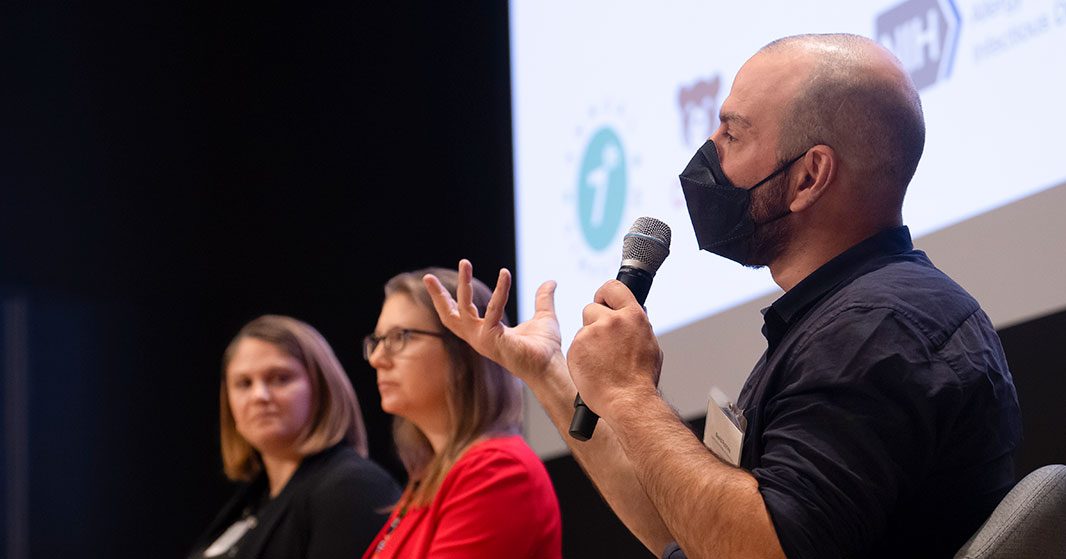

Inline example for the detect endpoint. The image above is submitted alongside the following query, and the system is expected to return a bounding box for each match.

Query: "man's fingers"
[456,259,480,316]
[484,268,512,325]
[534,280,558,318]
[593,279,639,310]
[581,301,610,327]
[584,280,644,328]
[422,273,460,323]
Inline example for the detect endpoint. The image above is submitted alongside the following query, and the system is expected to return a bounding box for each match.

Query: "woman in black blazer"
[189,315,400,559]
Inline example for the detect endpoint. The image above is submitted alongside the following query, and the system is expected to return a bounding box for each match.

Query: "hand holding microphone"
[568,217,671,441]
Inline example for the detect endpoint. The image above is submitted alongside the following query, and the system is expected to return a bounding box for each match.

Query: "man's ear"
[789,144,836,212]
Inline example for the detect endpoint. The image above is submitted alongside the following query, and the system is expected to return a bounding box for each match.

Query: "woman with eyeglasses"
[189,315,400,559]
[361,268,562,559]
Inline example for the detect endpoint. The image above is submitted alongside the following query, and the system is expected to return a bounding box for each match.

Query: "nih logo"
[876,0,961,90]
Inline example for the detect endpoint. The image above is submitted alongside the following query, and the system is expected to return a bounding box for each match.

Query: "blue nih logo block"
[876,0,962,90]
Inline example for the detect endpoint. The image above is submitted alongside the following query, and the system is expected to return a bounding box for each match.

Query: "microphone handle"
[569,266,653,441]
[569,394,598,441]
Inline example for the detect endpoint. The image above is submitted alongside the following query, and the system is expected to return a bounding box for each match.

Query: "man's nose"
[708,127,725,148]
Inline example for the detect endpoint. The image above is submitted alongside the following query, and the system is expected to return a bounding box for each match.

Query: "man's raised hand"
[422,259,566,383]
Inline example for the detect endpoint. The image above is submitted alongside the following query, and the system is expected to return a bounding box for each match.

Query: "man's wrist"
[599,380,662,425]
[525,355,576,405]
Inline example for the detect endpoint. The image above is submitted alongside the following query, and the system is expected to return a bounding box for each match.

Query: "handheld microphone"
[569,216,671,441]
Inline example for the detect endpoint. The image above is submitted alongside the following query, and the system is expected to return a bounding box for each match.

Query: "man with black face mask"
[679,138,803,266]
[423,33,1021,559]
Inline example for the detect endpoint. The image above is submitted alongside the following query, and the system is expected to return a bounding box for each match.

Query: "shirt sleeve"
[305,460,400,559]
[425,446,560,559]
[752,306,963,559]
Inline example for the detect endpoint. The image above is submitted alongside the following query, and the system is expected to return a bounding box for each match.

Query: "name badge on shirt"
[703,386,745,467]
[204,515,258,558]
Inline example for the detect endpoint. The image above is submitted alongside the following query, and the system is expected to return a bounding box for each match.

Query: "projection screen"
[510,0,1066,457]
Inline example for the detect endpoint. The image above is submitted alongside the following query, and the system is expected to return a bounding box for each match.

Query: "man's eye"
[724,131,737,142]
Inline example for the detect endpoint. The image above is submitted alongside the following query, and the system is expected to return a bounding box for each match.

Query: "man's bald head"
[759,34,925,211]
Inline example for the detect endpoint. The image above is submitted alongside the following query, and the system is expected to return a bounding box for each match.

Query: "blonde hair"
[383,268,523,506]
[219,315,369,481]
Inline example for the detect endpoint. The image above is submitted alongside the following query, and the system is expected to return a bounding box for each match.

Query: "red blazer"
[363,435,562,559]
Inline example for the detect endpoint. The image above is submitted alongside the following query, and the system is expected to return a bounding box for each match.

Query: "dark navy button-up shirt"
[738,226,1021,559]
[661,226,1021,559]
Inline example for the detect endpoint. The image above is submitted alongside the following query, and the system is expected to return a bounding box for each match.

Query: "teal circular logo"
[577,127,627,251]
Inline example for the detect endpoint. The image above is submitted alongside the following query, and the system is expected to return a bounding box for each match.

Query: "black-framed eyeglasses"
[362,328,446,361]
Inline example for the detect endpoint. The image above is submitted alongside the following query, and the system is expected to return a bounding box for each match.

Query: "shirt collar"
[762,226,914,352]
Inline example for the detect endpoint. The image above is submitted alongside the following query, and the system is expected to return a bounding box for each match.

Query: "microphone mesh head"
[621,217,671,274]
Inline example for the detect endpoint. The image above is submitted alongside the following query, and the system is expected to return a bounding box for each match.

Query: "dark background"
[2,2,1064,558]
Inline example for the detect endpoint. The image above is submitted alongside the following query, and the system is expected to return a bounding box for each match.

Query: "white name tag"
[204,515,258,558]
[703,386,745,467]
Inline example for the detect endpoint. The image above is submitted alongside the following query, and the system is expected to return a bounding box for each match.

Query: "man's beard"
[744,170,793,268]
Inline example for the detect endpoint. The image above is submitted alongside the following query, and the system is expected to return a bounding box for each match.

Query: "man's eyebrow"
[719,111,753,129]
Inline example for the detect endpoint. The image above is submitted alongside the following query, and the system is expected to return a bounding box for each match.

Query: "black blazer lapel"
[190,479,263,558]
[234,446,342,558]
